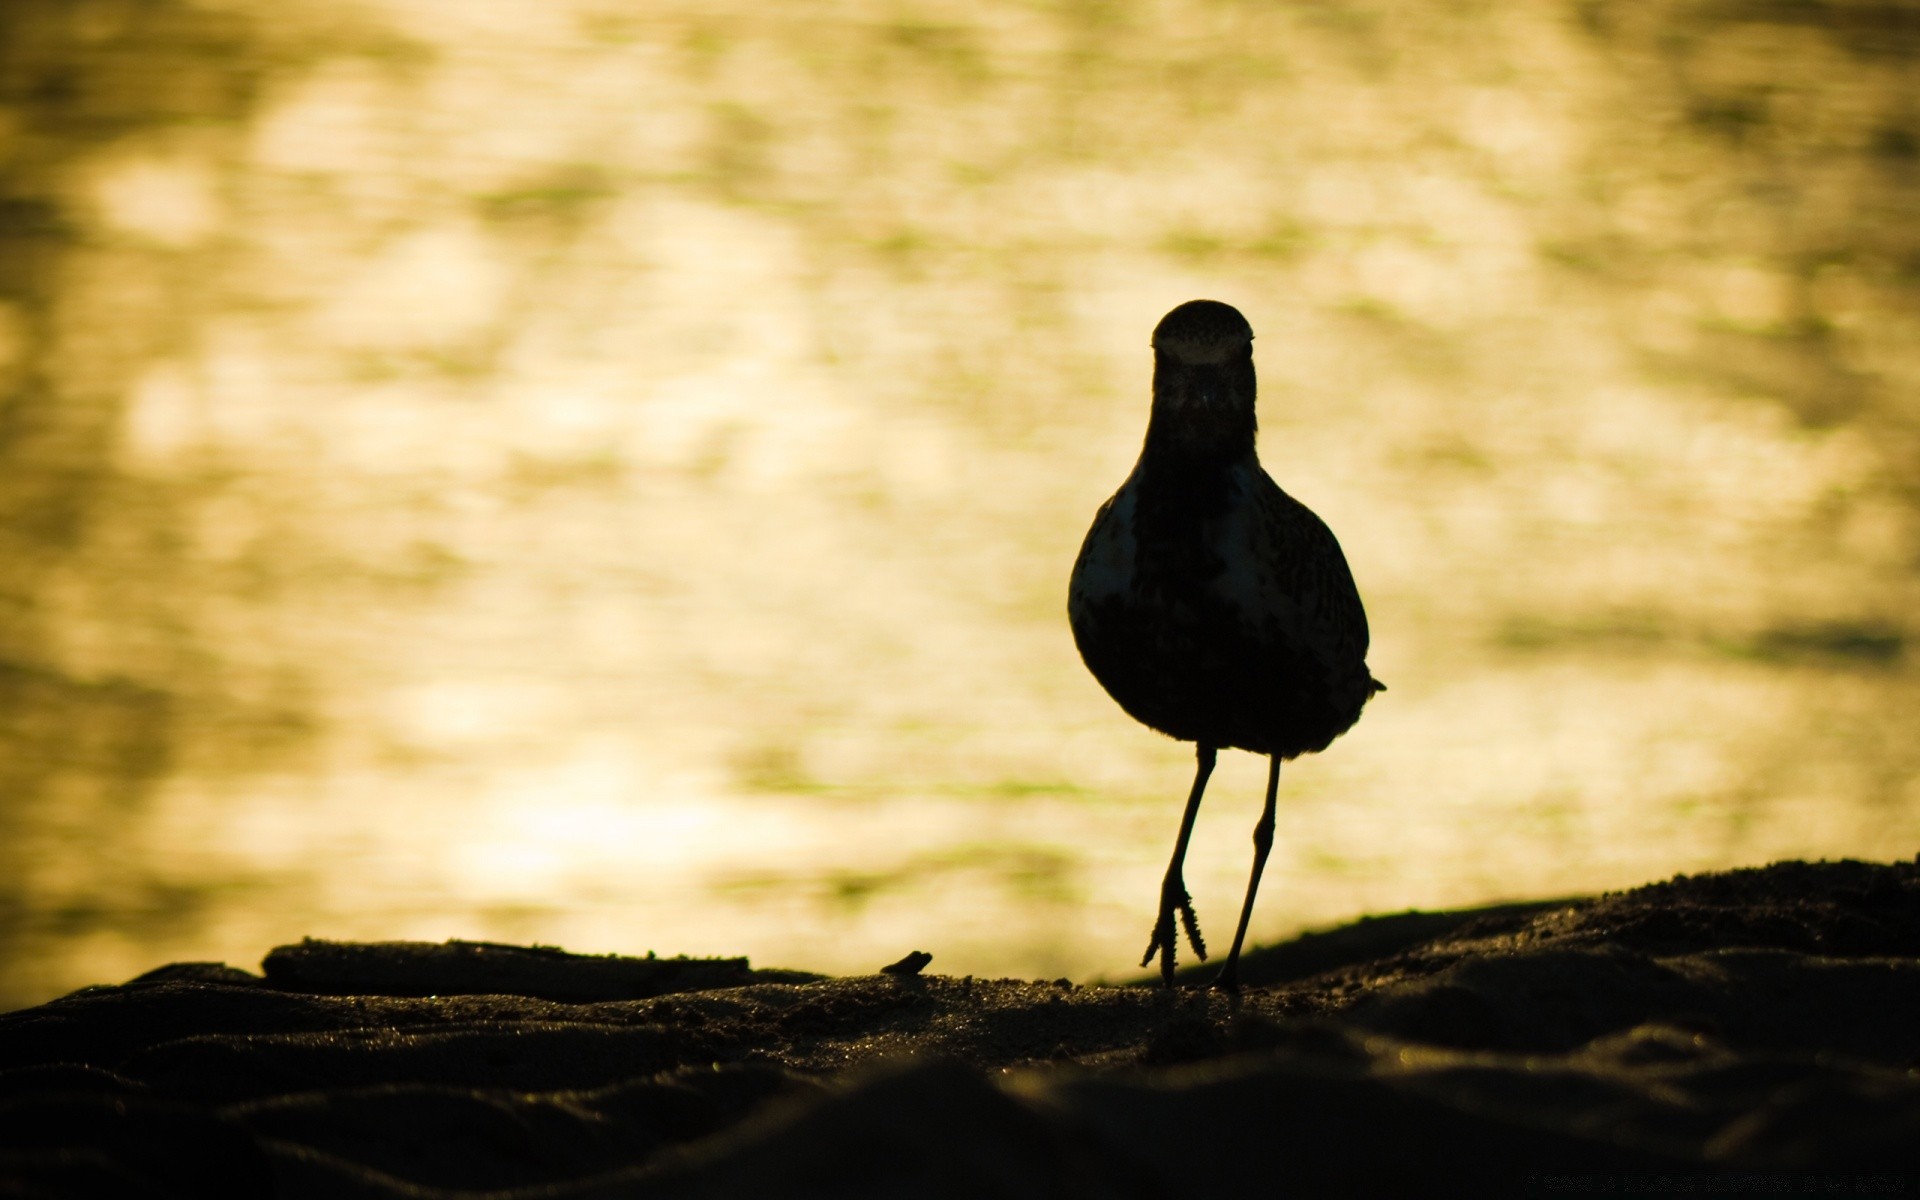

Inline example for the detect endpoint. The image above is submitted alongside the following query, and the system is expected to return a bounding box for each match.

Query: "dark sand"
[3,859,1916,1198]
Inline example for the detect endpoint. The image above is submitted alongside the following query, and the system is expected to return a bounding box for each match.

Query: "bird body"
[1068,299,1382,987]
[1071,457,1375,759]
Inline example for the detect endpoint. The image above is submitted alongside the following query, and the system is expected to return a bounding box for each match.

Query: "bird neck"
[1140,360,1258,474]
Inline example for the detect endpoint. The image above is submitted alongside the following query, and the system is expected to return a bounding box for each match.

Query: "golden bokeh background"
[2,0,1916,1009]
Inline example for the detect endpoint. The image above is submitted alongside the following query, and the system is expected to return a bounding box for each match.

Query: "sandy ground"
[2,858,1916,1198]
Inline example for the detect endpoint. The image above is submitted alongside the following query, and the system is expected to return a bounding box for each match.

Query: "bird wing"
[1067,481,1138,619]
[1208,464,1373,688]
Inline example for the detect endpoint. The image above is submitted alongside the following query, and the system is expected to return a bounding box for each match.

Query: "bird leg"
[1142,744,1217,986]
[1214,755,1281,991]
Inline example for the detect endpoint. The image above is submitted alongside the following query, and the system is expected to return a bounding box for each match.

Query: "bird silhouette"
[1069,299,1383,989]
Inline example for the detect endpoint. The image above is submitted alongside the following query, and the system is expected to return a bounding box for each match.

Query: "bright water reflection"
[2,0,1917,1009]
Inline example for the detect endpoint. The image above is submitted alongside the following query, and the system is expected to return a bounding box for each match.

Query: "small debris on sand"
[879,950,934,977]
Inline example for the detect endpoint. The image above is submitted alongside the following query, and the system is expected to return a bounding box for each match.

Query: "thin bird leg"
[1142,743,1217,986]
[1213,755,1281,991]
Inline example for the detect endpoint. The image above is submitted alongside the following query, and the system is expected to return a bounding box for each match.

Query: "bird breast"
[1070,461,1304,638]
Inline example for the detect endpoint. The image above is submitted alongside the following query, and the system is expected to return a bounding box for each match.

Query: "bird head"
[1152,299,1253,365]
[1148,300,1257,455]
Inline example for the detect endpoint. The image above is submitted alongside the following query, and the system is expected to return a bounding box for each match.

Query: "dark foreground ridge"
[3,859,1917,1198]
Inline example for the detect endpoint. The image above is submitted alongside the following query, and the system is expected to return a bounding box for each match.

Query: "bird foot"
[1140,878,1207,986]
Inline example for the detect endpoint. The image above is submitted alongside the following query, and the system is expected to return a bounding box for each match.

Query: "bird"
[1068,299,1383,990]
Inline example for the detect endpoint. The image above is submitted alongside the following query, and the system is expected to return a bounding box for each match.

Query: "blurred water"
[2,0,1917,1009]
